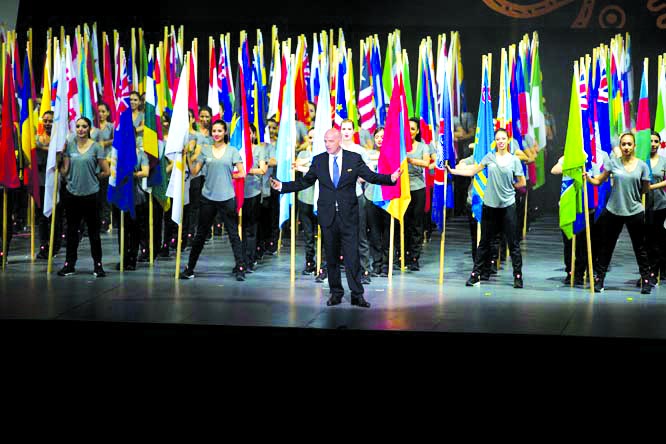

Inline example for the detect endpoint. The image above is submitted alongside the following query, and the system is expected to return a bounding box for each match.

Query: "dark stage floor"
[2,214,666,352]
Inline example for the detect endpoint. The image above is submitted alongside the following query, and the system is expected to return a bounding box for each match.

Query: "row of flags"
[559,33,666,239]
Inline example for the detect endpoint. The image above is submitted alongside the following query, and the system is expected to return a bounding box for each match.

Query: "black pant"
[366,201,390,273]
[473,204,522,277]
[188,176,204,238]
[299,201,317,264]
[258,191,279,254]
[596,211,650,280]
[515,188,527,239]
[646,208,666,278]
[322,212,364,298]
[0,188,16,253]
[562,229,587,279]
[162,202,179,251]
[149,194,165,256]
[37,186,63,252]
[98,177,111,227]
[468,210,500,271]
[187,196,245,270]
[64,192,102,267]
[117,202,148,266]
[404,188,425,263]
[242,195,260,264]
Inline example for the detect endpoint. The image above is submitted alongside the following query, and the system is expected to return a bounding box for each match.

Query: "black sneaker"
[408,261,420,272]
[180,267,194,279]
[315,269,328,283]
[57,264,76,276]
[563,273,573,285]
[513,274,523,289]
[641,281,652,294]
[380,267,389,278]
[466,273,480,287]
[593,276,604,292]
[361,272,371,285]
[236,266,246,281]
[93,264,106,277]
[301,262,316,275]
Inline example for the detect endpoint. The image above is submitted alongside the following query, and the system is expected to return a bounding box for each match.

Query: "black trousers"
[64,192,102,267]
[404,188,425,263]
[37,186,63,251]
[366,201,390,273]
[473,204,522,277]
[117,201,148,266]
[322,212,364,298]
[562,230,588,279]
[596,211,650,280]
[187,196,245,270]
[258,190,279,254]
[0,188,16,253]
[161,203,179,250]
[98,177,111,227]
[646,207,666,278]
[242,195,260,264]
[187,176,204,237]
[298,201,317,264]
[149,194,165,256]
[468,210,500,270]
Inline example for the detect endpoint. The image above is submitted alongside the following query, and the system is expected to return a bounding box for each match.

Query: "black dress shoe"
[351,296,371,308]
[326,295,342,306]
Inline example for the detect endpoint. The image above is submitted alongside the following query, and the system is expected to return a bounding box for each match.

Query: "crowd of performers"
[1,94,664,295]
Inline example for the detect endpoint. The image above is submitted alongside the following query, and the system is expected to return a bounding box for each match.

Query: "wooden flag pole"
[400,219,405,271]
[570,234,576,287]
[238,208,243,240]
[388,217,395,280]
[30,195,35,261]
[149,193,154,265]
[438,162,449,284]
[523,188,529,239]
[175,153,186,280]
[2,188,7,271]
[582,170,595,294]
[47,169,59,274]
[120,211,125,272]
[316,225,322,277]
[291,195,296,283]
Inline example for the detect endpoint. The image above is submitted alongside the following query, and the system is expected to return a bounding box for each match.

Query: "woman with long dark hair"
[180,120,246,280]
[585,132,651,293]
[57,117,110,277]
[447,128,526,288]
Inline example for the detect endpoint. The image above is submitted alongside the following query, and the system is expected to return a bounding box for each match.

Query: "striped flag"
[471,62,493,222]
[358,42,376,134]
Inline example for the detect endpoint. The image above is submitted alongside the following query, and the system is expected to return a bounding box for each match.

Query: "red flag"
[0,54,20,188]
[102,34,116,123]
[188,51,198,117]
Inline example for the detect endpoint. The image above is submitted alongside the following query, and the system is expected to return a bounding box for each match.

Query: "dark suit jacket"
[281,149,395,228]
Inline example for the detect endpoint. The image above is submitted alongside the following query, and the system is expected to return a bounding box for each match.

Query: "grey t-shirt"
[262,143,276,197]
[606,157,650,216]
[64,140,106,196]
[364,149,381,202]
[245,144,267,199]
[134,147,149,206]
[133,112,145,137]
[195,131,214,147]
[407,141,428,191]
[650,156,666,211]
[36,133,49,186]
[296,150,315,205]
[198,145,243,202]
[359,128,373,148]
[342,144,370,197]
[480,151,524,208]
[460,155,475,207]
[93,123,114,157]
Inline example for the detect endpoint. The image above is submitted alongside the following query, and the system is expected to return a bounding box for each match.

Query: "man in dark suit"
[271,129,401,308]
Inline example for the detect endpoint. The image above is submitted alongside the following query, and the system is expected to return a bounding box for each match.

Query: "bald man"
[271,129,401,308]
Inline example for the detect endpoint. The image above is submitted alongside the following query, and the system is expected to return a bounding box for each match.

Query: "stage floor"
[2,215,666,342]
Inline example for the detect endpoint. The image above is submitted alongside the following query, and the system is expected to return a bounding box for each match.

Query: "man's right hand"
[270,177,282,191]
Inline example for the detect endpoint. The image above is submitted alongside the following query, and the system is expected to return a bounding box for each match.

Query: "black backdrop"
[16,0,666,212]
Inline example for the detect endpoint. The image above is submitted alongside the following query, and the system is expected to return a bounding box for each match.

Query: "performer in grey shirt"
[585,132,651,294]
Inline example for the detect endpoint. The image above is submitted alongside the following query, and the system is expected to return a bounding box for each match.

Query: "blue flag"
[471,64,493,222]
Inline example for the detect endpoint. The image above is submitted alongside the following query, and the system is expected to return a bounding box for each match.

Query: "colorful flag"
[294,36,311,127]
[208,42,221,122]
[144,47,159,168]
[333,49,348,129]
[0,52,20,189]
[165,55,191,225]
[218,35,233,122]
[43,47,69,218]
[20,52,40,208]
[656,58,666,155]
[107,52,138,218]
[311,56,331,215]
[37,41,52,136]
[432,67,456,230]
[374,74,411,222]
[635,61,651,166]
[560,65,586,239]
[530,40,546,149]
[276,57,296,228]
[102,33,116,123]
[471,63,493,222]
[370,35,387,126]
[65,43,79,132]
[358,42,377,135]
